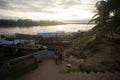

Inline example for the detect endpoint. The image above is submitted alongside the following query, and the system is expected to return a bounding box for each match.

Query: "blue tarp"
[0,40,19,45]
[37,32,56,38]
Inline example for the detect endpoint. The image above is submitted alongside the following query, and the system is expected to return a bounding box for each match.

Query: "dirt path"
[17,59,120,80]
[17,59,66,80]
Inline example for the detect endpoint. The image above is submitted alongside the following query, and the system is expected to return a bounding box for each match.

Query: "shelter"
[37,32,56,38]
[0,40,19,46]
[15,33,39,40]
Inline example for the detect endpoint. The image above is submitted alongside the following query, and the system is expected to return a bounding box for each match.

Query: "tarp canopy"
[37,32,56,38]
[0,40,19,45]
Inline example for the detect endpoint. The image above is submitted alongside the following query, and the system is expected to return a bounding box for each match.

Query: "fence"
[33,50,54,62]
[7,55,38,78]
[0,50,54,79]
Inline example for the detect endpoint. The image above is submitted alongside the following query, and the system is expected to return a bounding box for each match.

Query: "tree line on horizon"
[0,19,64,27]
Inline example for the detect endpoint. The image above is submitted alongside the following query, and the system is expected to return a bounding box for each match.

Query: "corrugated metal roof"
[0,40,19,45]
[37,32,56,38]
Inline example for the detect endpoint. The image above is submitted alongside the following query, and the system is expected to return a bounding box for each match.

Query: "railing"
[7,55,37,78]
[0,50,54,79]
[33,50,54,62]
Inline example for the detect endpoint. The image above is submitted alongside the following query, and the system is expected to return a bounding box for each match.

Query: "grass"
[66,68,80,73]
[67,25,120,73]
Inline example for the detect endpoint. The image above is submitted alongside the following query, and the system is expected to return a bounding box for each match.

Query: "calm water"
[0,24,95,35]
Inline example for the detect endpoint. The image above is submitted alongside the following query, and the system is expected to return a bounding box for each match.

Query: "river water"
[0,24,95,35]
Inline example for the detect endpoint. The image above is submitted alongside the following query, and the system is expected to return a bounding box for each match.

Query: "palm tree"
[106,0,120,36]
[90,0,120,38]
[91,0,120,25]
[107,0,120,16]
[89,1,109,27]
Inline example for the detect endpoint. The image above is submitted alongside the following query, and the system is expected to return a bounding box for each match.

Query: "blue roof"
[37,32,56,38]
[0,40,19,45]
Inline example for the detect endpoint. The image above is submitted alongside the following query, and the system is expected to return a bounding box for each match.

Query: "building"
[37,32,57,38]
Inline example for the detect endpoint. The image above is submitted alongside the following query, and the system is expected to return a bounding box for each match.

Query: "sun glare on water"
[57,27,64,31]
[55,25,67,31]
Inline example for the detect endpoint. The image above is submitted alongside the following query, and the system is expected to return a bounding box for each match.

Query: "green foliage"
[90,0,120,35]
[66,68,80,73]
[101,61,120,72]
[73,0,120,73]
[76,29,95,46]
[79,66,99,73]
[113,39,120,44]
[89,1,109,25]
[84,36,104,52]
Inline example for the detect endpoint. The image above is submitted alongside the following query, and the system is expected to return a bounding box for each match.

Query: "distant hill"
[0,19,64,27]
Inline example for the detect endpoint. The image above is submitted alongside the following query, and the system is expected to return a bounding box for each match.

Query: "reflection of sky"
[0,24,95,34]
[0,0,98,21]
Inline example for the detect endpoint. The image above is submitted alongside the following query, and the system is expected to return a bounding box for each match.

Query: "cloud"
[52,0,97,12]
[55,0,80,7]
[0,0,98,20]
[0,0,10,9]
[0,0,55,12]
[0,0,96,12]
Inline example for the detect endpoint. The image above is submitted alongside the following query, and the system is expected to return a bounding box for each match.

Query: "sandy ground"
[17,59,66,80]
[17,59,120,80]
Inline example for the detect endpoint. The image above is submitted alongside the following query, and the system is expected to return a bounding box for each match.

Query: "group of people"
[54,48,63,65]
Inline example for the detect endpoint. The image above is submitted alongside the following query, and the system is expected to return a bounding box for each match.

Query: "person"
[54,49,59,65]
[58,48,63,64]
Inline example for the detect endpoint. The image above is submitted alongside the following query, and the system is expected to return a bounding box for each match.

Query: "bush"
[66,68,80,73]
[84,40,102,54]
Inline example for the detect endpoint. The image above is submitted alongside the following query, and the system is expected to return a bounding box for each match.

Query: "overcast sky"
[0,0,98,21]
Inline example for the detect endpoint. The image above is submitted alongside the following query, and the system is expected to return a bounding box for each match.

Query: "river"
[0,24,95,35]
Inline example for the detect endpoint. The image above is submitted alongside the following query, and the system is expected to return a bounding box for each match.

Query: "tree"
[107,0,120,16]
[90,0,120,38]
[107,0,120,36]
[90,1,109,27]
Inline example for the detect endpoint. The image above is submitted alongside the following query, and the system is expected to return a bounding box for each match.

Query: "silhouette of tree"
[107,0,120,16]
[90,1,109,27]
[0,19,64,27]
[90,0,120,36]
[106,0,120,36]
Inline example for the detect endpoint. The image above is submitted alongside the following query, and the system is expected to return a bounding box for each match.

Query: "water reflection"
[0,24,94,34]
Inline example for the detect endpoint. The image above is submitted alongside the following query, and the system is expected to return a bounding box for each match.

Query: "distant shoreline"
[0,23,95,28]
[0,19,95,27]
[64,23,95,24]
[0,19,64,27]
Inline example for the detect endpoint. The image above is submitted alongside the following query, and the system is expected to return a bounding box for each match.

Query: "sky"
[0,0,98,21]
